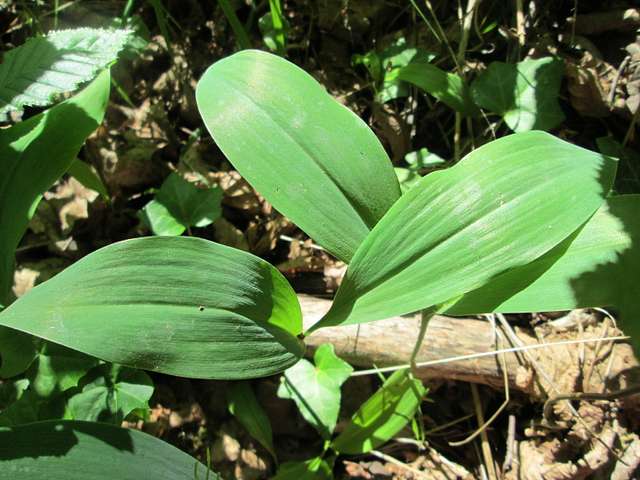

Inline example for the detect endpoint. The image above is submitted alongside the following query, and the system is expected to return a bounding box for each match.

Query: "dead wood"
[300,295,639,398]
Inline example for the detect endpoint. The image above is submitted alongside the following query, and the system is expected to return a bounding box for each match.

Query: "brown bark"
[300,295,638,397]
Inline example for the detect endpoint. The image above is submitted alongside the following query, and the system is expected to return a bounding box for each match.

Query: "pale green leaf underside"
[0,28,130,119]
[314,131,616,329]
[196,50,401,262]
[0,420,216,479]
[0,237,304,379]
[447,195,640,341]
[331,370,425,455]
[471,57,564,132]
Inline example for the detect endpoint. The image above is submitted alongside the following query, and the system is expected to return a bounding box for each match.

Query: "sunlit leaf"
[277,344,352,439]
[0,28,129,119]
[471,57,564,132]
[0,237,304,380]
[331,370,425,454]
[447,195,640,345]
[397,59,477,114]
[313,131,616,329]
[272,457,333,479]
[140,173,222,236]
[197,50,401,262]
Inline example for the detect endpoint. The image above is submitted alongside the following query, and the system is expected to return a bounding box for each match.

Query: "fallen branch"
[300,295,638,397]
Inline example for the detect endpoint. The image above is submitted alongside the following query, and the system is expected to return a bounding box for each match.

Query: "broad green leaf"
[273,457,333,480]
[447,195,640,343]
[0,28,129,119]
[0,70,111,305]
[277,344,352,439]
[140,173,222,236]
[196,50,401,262]
[331,370,426,454]
[0,420,217,479]
[0,236,304,379]
[27,343,99,398]
[67,364,153,423]
[227,381,277,461]
[471,57,564,132]
[67,159,109,198]
[0,328,36,378]
[397,59,477,115]
[313,131,617,329]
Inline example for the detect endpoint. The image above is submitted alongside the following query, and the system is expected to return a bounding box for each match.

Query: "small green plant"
[0,49,637,478]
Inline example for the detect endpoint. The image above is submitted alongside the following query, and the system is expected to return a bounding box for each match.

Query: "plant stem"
[218,0,252,50]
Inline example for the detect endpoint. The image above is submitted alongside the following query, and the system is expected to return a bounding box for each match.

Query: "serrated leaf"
[0,420,217,479]
[140,173,222,236]
[0,70,110,305]
[0,236,304,380]
[277,344,352,439]
[397,59,477,114]
[0,28,129,119]
[471,57,564,132]
[196,50,401,262]
[67,364,153,423]
[313,132,616,329]
[227,381,276,461]
[331,370,426,454]
[272,457,333,480]
[447,195,640,344]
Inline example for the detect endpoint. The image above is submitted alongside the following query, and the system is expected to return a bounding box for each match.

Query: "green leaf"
[227,381,277,461]
[27,343,99,398]
[331,370,425,454]
[397,59,477,115]
[354,38,436,103]
[277,344,352,439]
[404,147,447,169]
[0,389,41,427]
[394,168,422,193]
[196,50,401,263]
[313,131,617,329]
[446,195,640,340]
[272,457,333,480]
[471,57,564,132]
[0,28,129,119]
[140,173,222,236]
[0,420,217,479]
[67,364,153,423]
[67,159,109,198]
[0,236,304,380]
[0,70,111,305]
[0,328,36,378]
